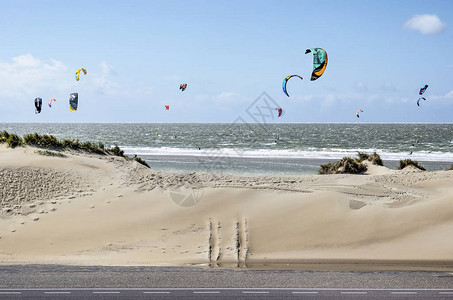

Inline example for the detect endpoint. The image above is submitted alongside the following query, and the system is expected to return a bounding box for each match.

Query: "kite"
[356,109,363,118]
[305,48,328,81]
[180,84,187,91]
[419,84,428,95]
[417,97,426,106]
[69,93,78,112]
[276,107,283,117]
[165,105,169,110]
[282,75,303,97]
[48,98,56,108]
[75,68,87,81]
[34,98,42,114]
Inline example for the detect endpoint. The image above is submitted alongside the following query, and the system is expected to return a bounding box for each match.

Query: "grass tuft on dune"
[357,151,384,166]
[35,149,67,158]
[319,152,385,175]
[319,157,367,175]
[398,159,426,171]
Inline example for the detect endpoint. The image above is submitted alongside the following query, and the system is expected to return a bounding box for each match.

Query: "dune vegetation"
[319,157,367,175]
[357,151,384,166]
[35,149,67,158]
[0,131,150,168]
[397,159,426,171]
[319,152,384,175]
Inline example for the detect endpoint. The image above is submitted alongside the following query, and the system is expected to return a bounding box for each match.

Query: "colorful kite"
[75,68,87,81]
[419,84,428,95]
[48,98,56,108]
[282,75,303,97]
[356,109,363,118]
[69,93,78,112]
[305,48,328,81]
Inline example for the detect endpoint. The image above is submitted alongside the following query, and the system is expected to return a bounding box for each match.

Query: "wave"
[121,146,453,162]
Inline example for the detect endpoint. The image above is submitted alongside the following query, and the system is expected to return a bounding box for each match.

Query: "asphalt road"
[1,288,453,299]
[0,265,452,299]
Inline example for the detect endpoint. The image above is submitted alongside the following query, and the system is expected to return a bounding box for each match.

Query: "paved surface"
[1,288,453,299]
[0,265,452,299]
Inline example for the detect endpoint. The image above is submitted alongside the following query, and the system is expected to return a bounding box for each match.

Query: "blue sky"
[0,0,452,123]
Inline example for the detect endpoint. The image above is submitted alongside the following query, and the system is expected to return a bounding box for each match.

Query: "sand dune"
[0,145,452,271]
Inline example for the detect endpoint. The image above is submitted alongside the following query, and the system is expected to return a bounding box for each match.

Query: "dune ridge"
[0,145,453,271]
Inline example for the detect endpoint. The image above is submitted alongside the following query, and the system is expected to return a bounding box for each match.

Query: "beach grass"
[133,157,150,168]
[1,131,23,148]
[319,152,384,175]
[398,159,426,171]
[357,151,383,166]
[319,157,367,175]
[0,131,150,168]
[35,149,67,158]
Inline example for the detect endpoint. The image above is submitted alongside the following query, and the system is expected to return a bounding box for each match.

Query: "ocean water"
[1,123,453,176]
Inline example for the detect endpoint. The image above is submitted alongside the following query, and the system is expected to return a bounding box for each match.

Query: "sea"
[1,123,453,177]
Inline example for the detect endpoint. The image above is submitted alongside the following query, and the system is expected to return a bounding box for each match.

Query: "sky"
[0,0,452,123]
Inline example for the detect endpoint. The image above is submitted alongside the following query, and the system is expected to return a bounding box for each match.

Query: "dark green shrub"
[134,157,150,168]
[398,159,426,171]
[6,134,23,148]
[24,133,62,148]
[108,145,124,157]
[356,152,370,162]
[368,152,383,166]
[357,151,383,166]
[319,157,367,175]
[0,131,10,143]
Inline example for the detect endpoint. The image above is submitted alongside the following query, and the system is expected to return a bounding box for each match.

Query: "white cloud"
[91,61,118,94]
[380,82,398,92]
[12,54,41,68]
[292,94,314,102]
[215,92,240,101]
[355,82,368,92]
[444,90,453,98]
[404,14,446,35]
[0,54,68,100]
[214,92,247,106]
[0,55,133,104]
[322,93,339,107]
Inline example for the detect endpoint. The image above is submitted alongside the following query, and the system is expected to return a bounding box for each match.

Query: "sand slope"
[1,145,453,270]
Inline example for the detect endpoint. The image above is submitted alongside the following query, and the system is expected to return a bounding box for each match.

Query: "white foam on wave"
[121,146,453,162]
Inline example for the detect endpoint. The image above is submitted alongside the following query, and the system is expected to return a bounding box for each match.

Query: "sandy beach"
[1,145,453,271]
